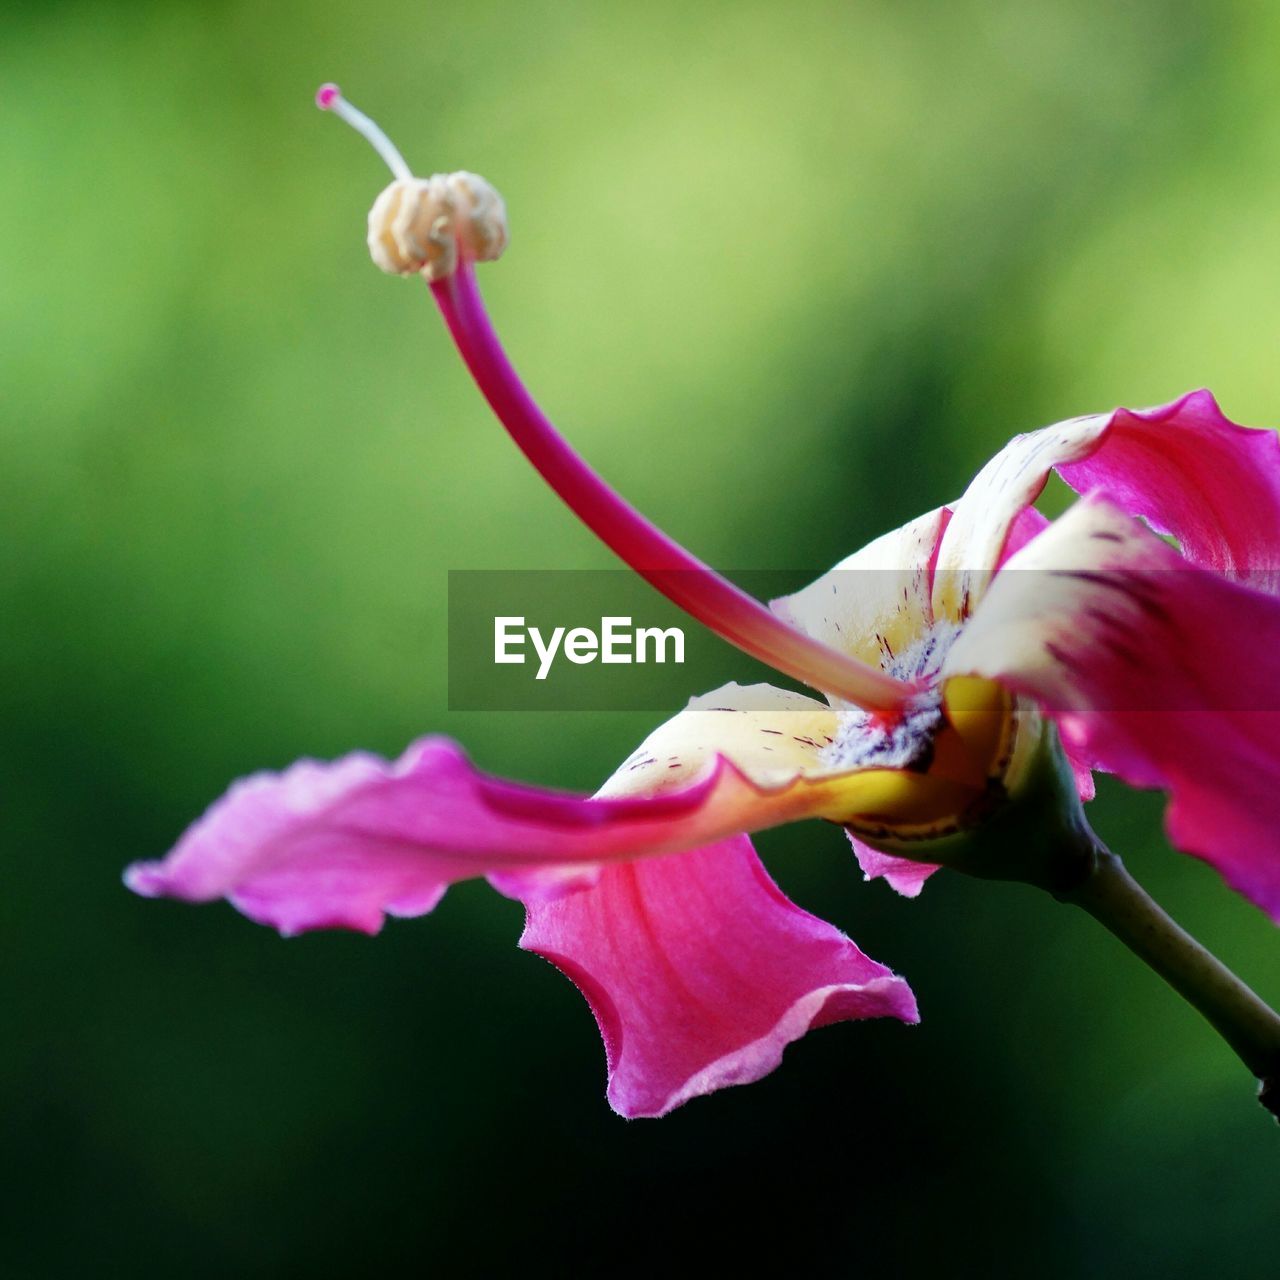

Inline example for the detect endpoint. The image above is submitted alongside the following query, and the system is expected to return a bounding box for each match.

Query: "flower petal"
[124,684,948,936]
[770,508,949,675]
[518,833,918,1118]
[934,391,1280,620]
[847,832,939,898]
[609,680,1010,841]
[999,504,1051,566]
[121,730,833,936]
[945,495,1280,920]
[1056,390,1280,576]
[601,681,839,795]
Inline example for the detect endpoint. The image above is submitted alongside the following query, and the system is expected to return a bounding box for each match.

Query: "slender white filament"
[316,84,413,181]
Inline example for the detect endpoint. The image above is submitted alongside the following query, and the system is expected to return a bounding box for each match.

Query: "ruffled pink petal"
[123,735,849,937]
[946,495,1280,920]
[847,832,939,898]
[1056,389,1280,576]
[519,834,917,1117]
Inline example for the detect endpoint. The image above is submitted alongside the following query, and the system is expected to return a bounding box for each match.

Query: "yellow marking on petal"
[820,768,986,839]
[942,675,1012,778]
[596,677,1025,854]
[819,678,1016,836]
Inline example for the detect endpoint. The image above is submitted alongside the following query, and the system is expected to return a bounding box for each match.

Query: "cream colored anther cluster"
[367,173,508,281]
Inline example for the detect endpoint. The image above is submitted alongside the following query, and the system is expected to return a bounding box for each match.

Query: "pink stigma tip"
[316,83,340,110]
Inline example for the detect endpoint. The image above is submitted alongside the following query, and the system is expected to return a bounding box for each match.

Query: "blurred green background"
[3,0,1279,1274]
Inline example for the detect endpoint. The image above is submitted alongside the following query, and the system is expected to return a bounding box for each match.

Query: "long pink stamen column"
[317,83,914,716]
[433,264,913,715]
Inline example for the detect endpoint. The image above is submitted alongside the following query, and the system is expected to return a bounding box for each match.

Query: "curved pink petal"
[946,496,1280,920]
[519,834,917,1118]
[125,738,624,935]
[1056,390,1280,576]
[123,707,887,937]
[935,391,1280,620]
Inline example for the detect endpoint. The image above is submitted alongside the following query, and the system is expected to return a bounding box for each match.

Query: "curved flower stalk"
[125,88,1280,1120]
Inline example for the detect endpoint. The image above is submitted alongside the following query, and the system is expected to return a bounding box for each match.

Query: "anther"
[317,83,508,281]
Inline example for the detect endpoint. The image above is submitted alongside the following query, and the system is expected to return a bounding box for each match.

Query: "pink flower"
[125,91,1280,1118]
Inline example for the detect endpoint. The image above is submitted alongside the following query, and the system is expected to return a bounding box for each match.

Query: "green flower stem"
[1058,846,1280,1121]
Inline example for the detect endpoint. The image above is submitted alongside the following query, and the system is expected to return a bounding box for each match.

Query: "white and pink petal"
[770,508,949,678]
[945,496,1280,921]
[123,684,891,936]
[599,681,838,797]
